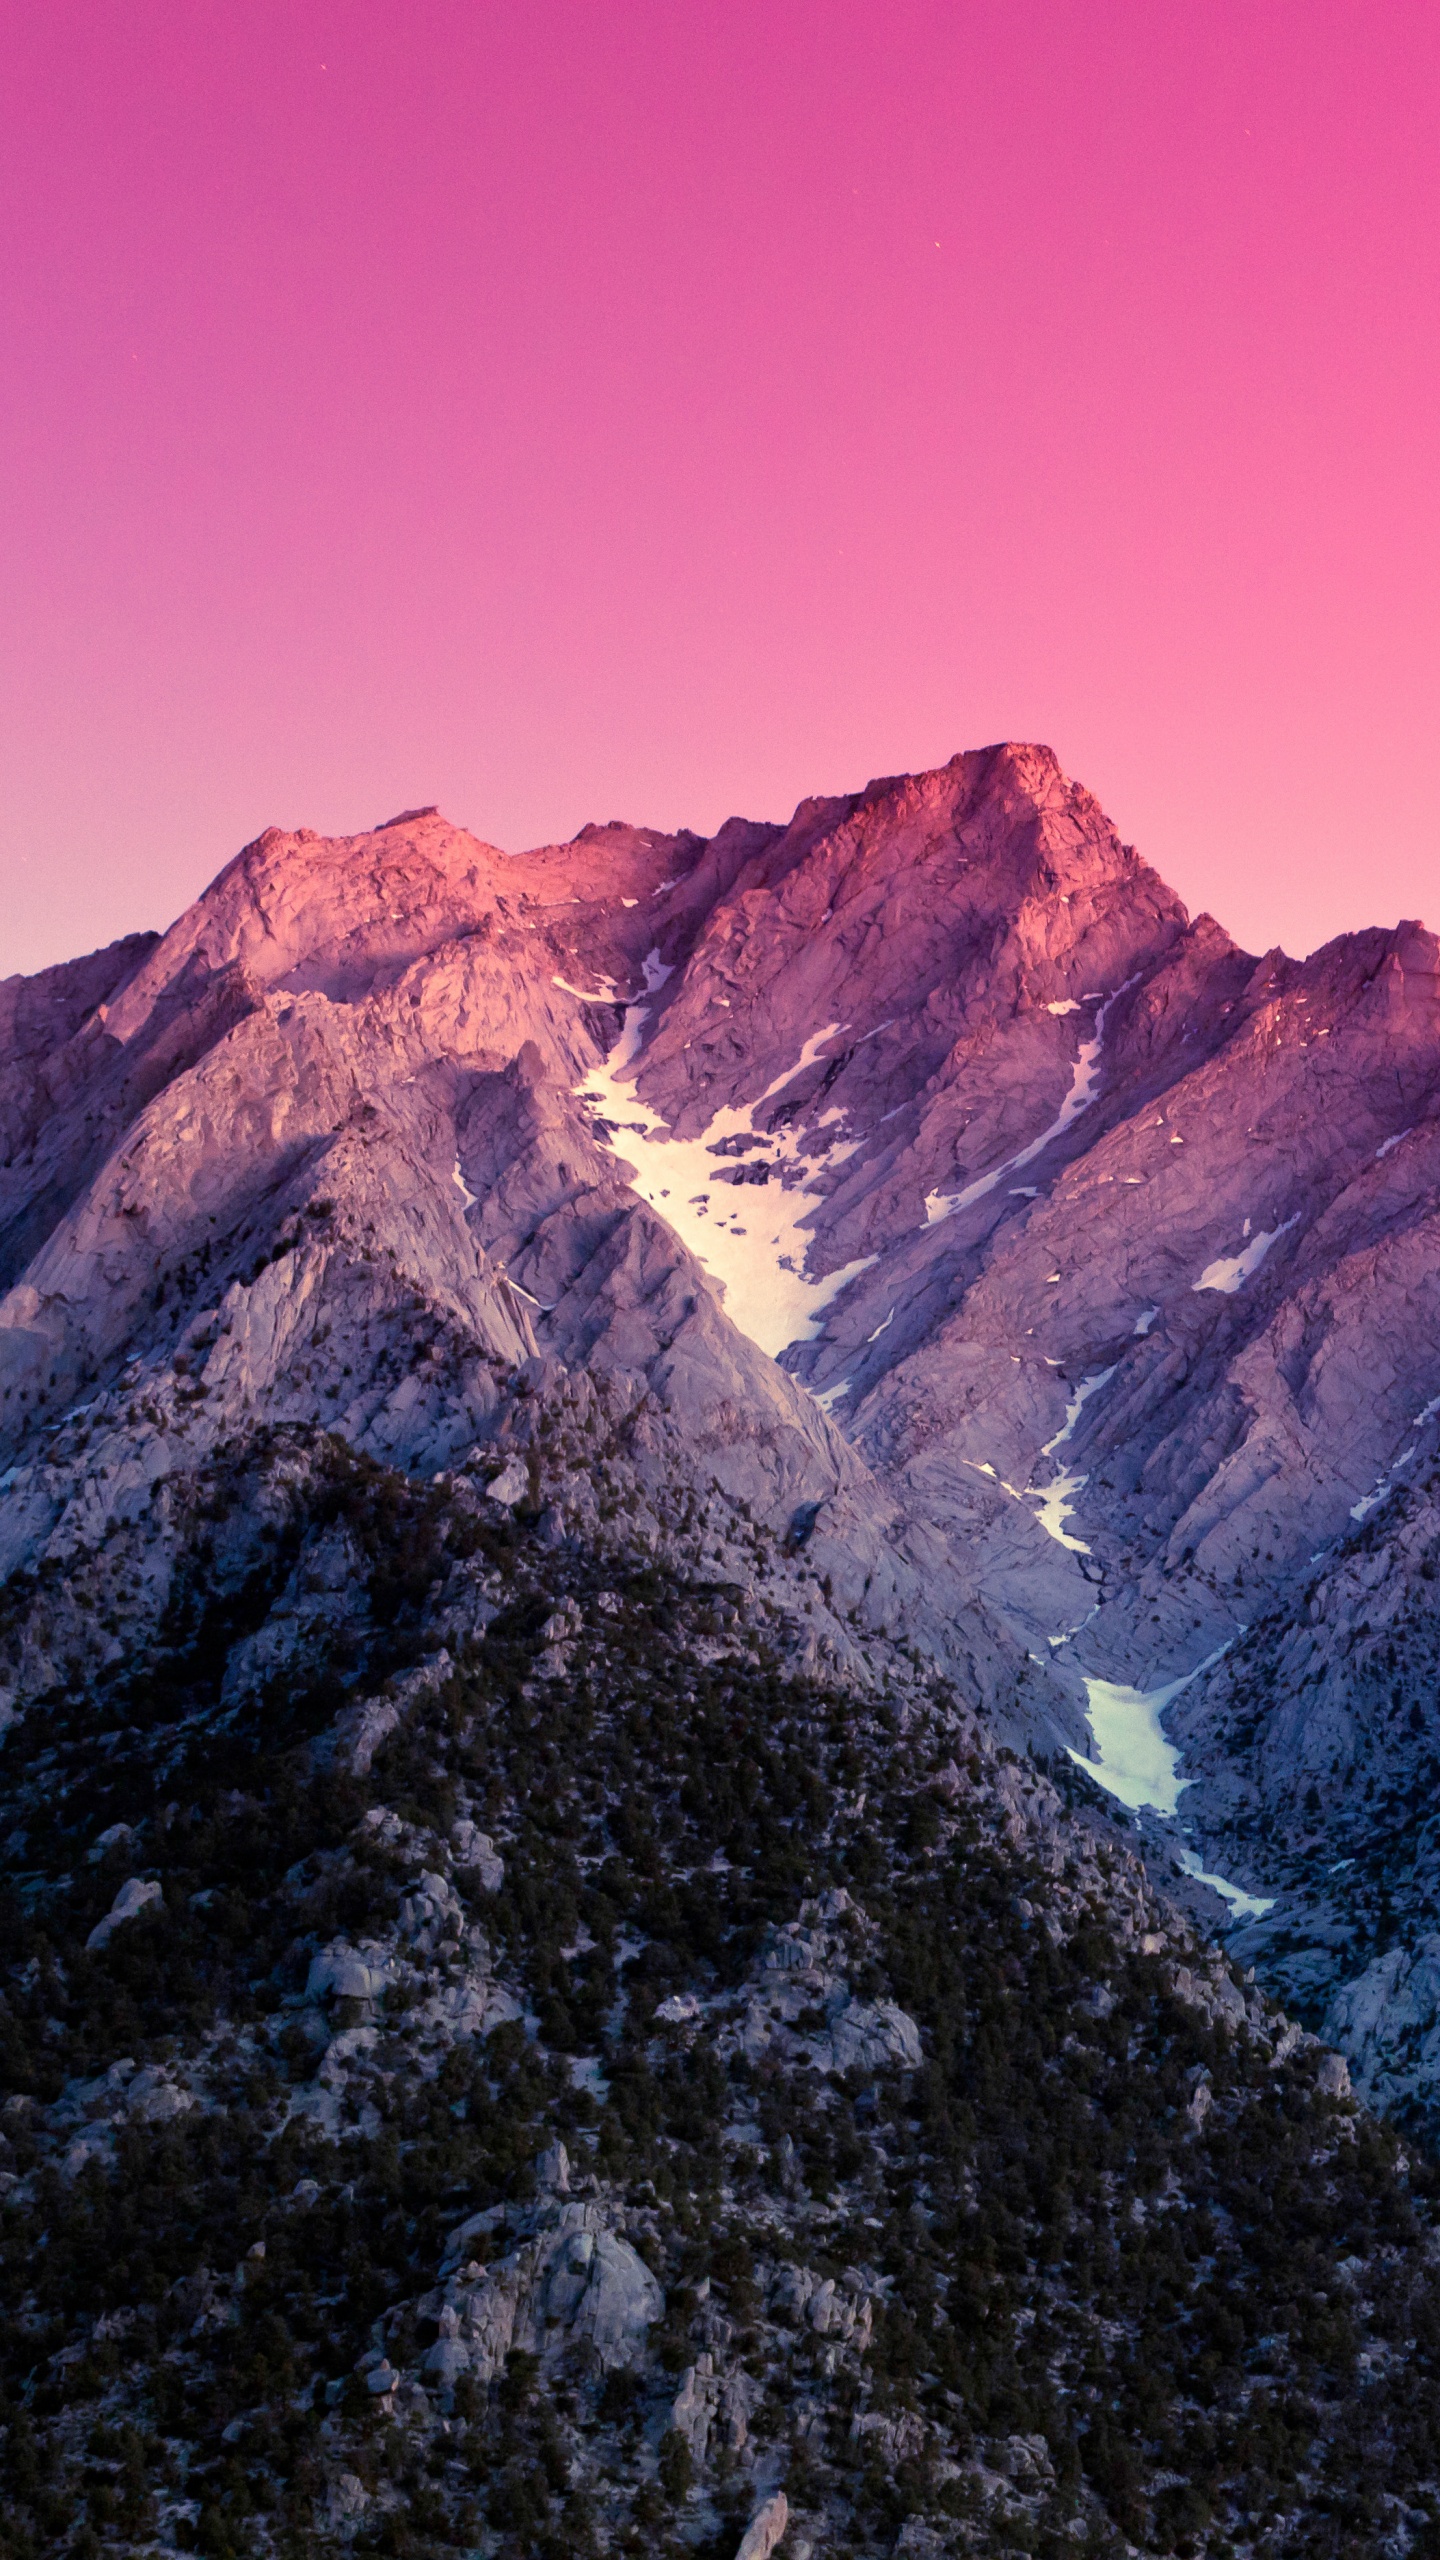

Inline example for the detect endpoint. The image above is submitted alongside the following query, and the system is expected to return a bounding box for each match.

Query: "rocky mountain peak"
[101,807,508,1029]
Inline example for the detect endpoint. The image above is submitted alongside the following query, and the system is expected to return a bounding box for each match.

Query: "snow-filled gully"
[991,1359,1277,1920]
[924,979,1134,1227]
[1021,1371,1275,1916]
[570,960,876,1360]
[1067,1667,1272,1921]
[1029,1366,1116,1552]
[960,1366,1115,1555]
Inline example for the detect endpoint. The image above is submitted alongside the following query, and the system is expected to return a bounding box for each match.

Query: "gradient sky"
[2,0,1436,979]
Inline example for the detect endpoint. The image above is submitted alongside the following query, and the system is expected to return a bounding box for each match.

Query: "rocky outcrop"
[421,2202,664,2389]
[735,2492,789,2560]
[726,1891,925,2074]
[85,1876,163,1951]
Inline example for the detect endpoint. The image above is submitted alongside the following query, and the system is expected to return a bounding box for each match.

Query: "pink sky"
[2,0,1436,978]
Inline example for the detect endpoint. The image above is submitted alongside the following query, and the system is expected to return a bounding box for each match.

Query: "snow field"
[573,968,876,1359]
[1177,1847,1276,1922]
[1066,1670,1195,1815]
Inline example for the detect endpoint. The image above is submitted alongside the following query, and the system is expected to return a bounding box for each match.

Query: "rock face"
[422,2203,664,2386]
[5,744,1440,2111]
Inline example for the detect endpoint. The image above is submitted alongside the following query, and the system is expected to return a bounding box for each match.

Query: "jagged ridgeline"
[2,1437,1440,2560]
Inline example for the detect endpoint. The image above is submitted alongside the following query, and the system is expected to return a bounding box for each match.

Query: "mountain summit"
[5,749,1440,2557]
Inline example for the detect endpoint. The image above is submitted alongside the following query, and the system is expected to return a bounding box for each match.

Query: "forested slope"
[0,1437,1436,2560]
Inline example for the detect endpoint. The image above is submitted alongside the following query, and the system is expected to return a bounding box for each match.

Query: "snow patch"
[576,983,875,1359]
[1066,1643,1231,1815]
[451,1158,479,1212]
[1193,1216,1300,1294]
[552,972,621,1003]
[1351,1437,1421,1522]
[1376,1128,1413,1161]
[1133,1306,1159,1336]
[1044,1369,1117,1456]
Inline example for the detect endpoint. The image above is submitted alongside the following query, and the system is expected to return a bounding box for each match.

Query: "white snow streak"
[552,972,621,1003]
[1027,1367,1117,1552]
[1376,1129,1413,1161]
[1351,1415,1434,1522]
[1045,1371,1116,1455]
[924,983,1134,1227]
[1177,1848,1276,1921]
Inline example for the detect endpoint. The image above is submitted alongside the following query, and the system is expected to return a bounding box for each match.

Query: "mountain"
[4,746,1440,2559]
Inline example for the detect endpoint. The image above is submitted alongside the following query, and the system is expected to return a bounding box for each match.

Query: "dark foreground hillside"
[1,1437,1439,2560]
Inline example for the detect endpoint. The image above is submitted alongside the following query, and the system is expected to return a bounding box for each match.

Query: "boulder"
[485,1458,530,1506]
[735,2492,789,2560]
[86,1876,162,1951]
[451,1820,504,1890]
[820,1991,923,2075]
[305,1943,390,2005]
